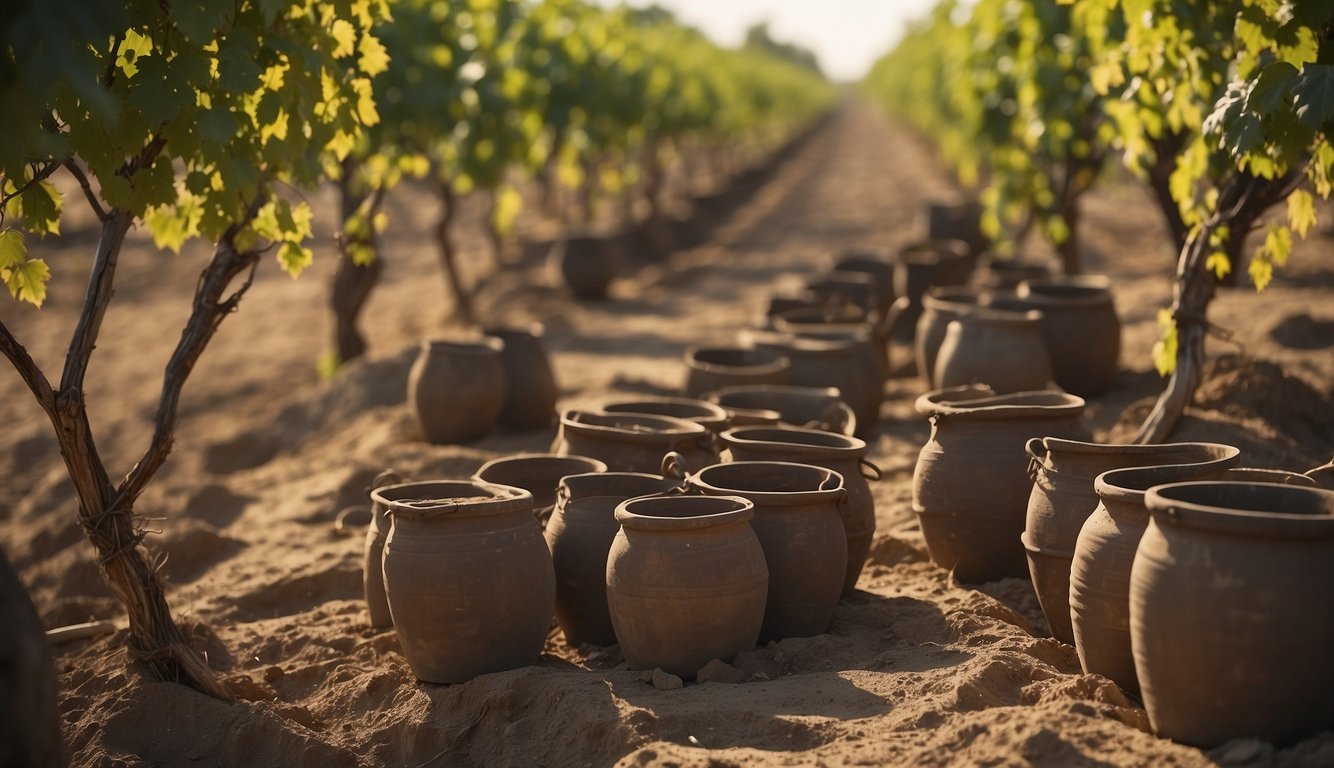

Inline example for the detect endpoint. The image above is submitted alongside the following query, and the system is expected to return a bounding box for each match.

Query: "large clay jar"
[554,410,715,474]
[1014,278,1120,396]
[602,397,731,435]
[749,331,879,436]
[606,494,768,676]
[934,309,1051,394]
[545,472,680,646]
[687,461,847,641]
[720,425,879,595]
[473,453,608,525]
[913,385,1088,583]
[1024,440,1241,647]
[916,287,982,389]
[925,198,988,259]
[553,234,618,300]
[893,239,973,337]
[362,470,403,629]
[773,306,888,386]
[1071,462,1306,698]
[833,251,896,317]
[1133,482,1334,747]
[705,384,855,437]
[482,324,559,431]
[375,480,554,683]
[408,338,507,444]
[972,255,1052,290]
[683,345,790,397]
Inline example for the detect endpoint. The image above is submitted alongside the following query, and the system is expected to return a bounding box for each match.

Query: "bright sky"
[594,0,940,82]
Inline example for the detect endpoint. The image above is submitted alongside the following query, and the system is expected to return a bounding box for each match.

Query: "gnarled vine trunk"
[432,179,475,323]
[331,167,385,364]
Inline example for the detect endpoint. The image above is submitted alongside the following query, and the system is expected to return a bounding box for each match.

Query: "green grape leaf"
[1246,62,1299,116]
[332,20,358,58]
[1287,188,1316,237]
[20,180,62,236]
[1151,309,1177,377]
[358,33,390,77]
[198,107,239,146]
[277,241,313,277]
[173,0,217,44]
[1292,65,1334,130]
[1204,250,1231,279]
[0,230,51,307]
[117,30,153,78]
[0,228,26,269]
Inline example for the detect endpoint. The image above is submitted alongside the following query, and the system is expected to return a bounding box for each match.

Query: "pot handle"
[1305,457,1334,489]
[1025,437,1047,481]
[819,471,843,492]
[859,458,882,481]
[661,451,692,482]
[366,468,403,498]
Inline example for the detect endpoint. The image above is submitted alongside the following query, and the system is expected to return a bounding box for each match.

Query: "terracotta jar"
[682,345,790,398]
[1134,481,1334,747]
[1010,278,1120,396]
[1071,463,1310,697]
[362,470,403,629]
[972,255,1052,290]
[687,461,847,641]
[482,324,559,431]
[834,251,896,317]
[473,453,608,526]
[545,472,680,647]
[705,384,855,436]
[912,385,1088,583]
[607,494,768,676]
[804,271,881,322]
[720,425,879,595]
[553,234,618,300]
[749,331,879,436]
[925,198,988,259]
[773,307,888,386]
[408,338,507,444]
[602,397,731,435]
[934,309,1052,394]
[554,410,715,474]
[1024,440,1241,647]
[375,480,554,683]
[915,286,982,389]
[893,239,974,337]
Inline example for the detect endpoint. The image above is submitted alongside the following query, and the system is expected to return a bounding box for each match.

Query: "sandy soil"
[3,103,1333,767]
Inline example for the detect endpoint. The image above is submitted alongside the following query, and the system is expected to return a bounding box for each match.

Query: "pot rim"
[473,453,608,481]
[601,397,730,427]
[560,409,708,443]
[749,330,858,355]
[421,336,504,354]
[720,424,866,455]
[614,493,754,531]
[1094,453,1246,504]
[686,460,845,504]
[922,286,982,311]
[915,384,1084,419]
[371,479,532,519]
[943,307,1043,327]
[558,471,680,501]
[685,345,791,375]
[1037,439,1241,476]
[1145,481,1334,538]
[899,238,970,262]
[1016,277,1113,306]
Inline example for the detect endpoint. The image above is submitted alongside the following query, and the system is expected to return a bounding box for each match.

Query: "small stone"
[695,658,746,684]
[262,665,285,684]
[650,668,683,690]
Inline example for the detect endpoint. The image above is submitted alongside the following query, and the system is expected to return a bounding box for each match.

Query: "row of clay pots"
[915,277,1121,396]
[407,325,559,443]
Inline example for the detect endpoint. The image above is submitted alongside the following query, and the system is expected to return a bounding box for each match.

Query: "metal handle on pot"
[859,458,882,481]
[661,451,692,482]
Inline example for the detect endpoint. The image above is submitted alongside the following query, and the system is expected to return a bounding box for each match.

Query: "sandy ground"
[3,103,1333,767]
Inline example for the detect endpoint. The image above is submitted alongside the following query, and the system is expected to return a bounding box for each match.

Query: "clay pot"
[833,251,896,316]
[913,385,1088,583]
[607,494,768,676]
[773,307,888,385]
[1010,278,1120,396]
[482,324,559,431]
[1071,462,1310,697]
[683,345,790,397]
[1133,481,1334,747]
[545,472,680,646]
[554,410,715,474]
[704,384,855,436]
[362,470,403,629]
[893,240,974,338]
[805,271,881,321]
[602,397,731,435]
[915,286,982,389]
[934,308,1051,394]
[553,234,618,300]
[375,480,554,683]
[1024,440,1241,647]
[686,461,848,641]
[720,425,879,595]
[408,338,507,444]
[473,453,608,526]
[764,292,829,323]
[748,331,879,436]
[925,198,988,259]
